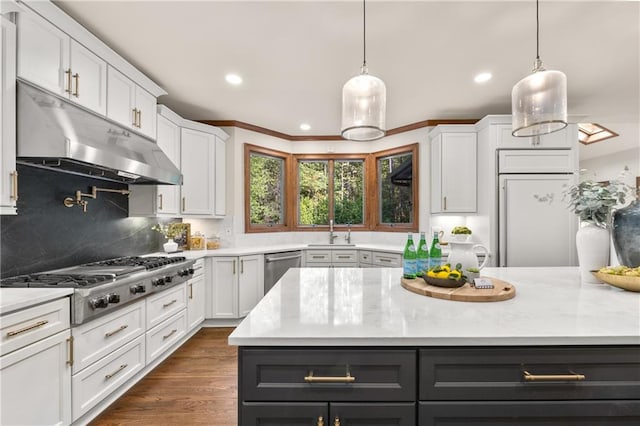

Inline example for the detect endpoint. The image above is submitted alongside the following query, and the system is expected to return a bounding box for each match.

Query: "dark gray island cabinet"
[238,346,640,425]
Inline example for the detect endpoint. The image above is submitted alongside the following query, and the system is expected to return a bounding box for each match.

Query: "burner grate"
[84,256,187,270]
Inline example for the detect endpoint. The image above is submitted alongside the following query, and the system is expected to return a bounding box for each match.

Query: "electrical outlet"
[224,228,232,235]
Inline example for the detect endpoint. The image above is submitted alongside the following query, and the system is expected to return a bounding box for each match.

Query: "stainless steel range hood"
[17,80,182,185]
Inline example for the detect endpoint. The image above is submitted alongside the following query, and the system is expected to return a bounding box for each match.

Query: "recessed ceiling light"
[474,72,492,83]
[300,123,311,131]
[225,73,242,85]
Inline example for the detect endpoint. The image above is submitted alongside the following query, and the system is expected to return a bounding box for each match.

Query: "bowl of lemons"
[420,264,467,288]
[592,266,640,292]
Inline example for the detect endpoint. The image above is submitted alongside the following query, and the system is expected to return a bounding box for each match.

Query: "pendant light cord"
[362,0,367,69]
[536,0,540,60]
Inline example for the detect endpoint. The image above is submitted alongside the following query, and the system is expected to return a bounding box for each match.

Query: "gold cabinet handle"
[304,371,355,383]
[10,170,18,201]
[66,335,74,366]
[523,370,586,382]
[72,73,79,97]
[105,324,128,338]
[334,416,341,426]
[189,283,193,299]
[132,108,138,127]
[163,329,177,340]
[240,259,244,274]
[233,259,236,274]
[317,416,325,426]
[6,320,48,337]
[158,193,163,210]
[136,109,142,128]
[163,299,177,308]
[105,363,128,380]
[337,255,351,259]
[65,69,72,93]
[443,196,447,211]
[182,196,186,212]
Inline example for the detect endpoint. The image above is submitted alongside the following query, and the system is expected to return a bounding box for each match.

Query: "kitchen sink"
[307,243,356,247]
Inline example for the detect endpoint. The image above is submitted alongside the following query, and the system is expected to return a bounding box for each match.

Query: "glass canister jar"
[206,236,220,250]
[190,232,205,250]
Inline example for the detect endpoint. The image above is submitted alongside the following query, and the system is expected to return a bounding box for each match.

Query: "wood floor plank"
[89,327,238,426]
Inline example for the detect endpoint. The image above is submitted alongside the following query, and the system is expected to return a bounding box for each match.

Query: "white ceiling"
[53,1,639,150]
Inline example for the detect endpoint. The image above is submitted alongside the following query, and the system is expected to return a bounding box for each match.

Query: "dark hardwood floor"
[89,327,237,425]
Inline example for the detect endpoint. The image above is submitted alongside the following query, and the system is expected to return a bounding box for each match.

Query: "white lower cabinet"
[72,335,145,421]
[306,249,358,268]
[145,283,186,330]
[1,329,72,426]
[207,255,263,319]
[187,259,206,330]
[145,310,186,363]
[372,251,402,268]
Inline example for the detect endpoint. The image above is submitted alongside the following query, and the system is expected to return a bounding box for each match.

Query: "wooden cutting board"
[401,276,516,302]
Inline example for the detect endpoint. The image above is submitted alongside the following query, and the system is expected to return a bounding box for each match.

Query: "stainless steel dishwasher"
[264,251,302,294]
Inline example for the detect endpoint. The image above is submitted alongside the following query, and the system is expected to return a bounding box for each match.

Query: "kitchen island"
[229,267,640,425]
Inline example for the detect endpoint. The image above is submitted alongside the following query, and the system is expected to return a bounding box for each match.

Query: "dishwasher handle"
[265,254,302,263]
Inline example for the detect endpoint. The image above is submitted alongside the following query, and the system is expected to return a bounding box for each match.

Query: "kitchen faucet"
[329,219,338,244]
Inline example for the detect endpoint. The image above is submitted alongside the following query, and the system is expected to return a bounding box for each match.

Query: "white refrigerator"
[498,150,578,267]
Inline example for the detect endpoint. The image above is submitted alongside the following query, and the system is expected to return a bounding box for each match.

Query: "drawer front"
[72,300,145,374]
[331,250,357,263]
[498,149,575,173]
[419,346,640,401]
[359,250,372,264]
[419,401,640,425]
[306,250,331,263]
[145,310,186,363]
[146,283,186,329]
[497,124,572,149]
[72,335,145,421]
[242,402,327,426]
[372,252,402,267]
[1,298,70,356]
[192,258,205,278]
[241,348,416,402]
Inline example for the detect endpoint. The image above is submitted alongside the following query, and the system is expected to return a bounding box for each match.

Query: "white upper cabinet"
[214,137,226,216]
[107,66,156,139]
[180,127,215,215]
[17,9,107,115]
[1,16,17,215]
[430,125,477,213]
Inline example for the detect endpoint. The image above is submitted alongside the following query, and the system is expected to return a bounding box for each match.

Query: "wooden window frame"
[292,153,369,232]
[244,144,292,233]
[372,143,419,232]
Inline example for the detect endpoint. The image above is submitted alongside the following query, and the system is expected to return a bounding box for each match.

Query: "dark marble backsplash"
[0,165,179,278]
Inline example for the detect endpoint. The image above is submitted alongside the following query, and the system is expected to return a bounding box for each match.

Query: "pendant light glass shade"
[512,61,567,137]
[341,66,386,141]
[511,0,568,137]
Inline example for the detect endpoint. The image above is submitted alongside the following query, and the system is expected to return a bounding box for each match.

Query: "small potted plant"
[152,223,179,253]
[451,226,472,242]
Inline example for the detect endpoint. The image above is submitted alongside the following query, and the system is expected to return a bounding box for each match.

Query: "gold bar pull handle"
[9,170,18,201]
[132,108,138,127]
[72,73,79,97]
[105,324,128,338]
[7,320,48,337]
[105,363,128,380]
[137,109,142,128]
[240,259,244,274]
[182,197,186,212]
[189,283,193,299]
[523,370,586,382]
[66,335,74,366]
[233,259,236,274]
[317,416,325,426]
[163,299,177,308]
[158,193,163,210]
[443,196,447,211]
[163,329,177,340]
[304,371,356,383]
[334,416,341,426]
[65,69,72,93]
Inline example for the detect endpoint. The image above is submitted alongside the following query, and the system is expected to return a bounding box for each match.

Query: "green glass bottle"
[429,231,442,269]
[416,232,430,274]
[402,232,417,278]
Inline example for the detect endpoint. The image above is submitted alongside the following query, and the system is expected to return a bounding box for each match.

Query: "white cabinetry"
[1,15,17,215]
[17,9,107,114]
[128,106,181,216]
[0,298,72,426]
[430,125,477,213]
[207,255,263,319]
[371,251,402,267]
[107,65,156,139]
[181,126,215,215]
[496,124,573,149]
[305,249,358,267]
[187,259,205,330]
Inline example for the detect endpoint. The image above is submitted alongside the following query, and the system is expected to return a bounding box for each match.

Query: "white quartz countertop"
[0,288,74,315]
[228,267,640,347]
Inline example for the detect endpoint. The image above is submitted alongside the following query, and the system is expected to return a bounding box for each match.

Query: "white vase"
[163,239,178,253]
[576,222,610,283]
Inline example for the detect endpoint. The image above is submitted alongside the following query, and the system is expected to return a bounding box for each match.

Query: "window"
[245,144,417,233]
[373,144,418,231]
[244,144,290,232]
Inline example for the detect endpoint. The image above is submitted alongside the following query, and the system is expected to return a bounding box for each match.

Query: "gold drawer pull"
[163,299,177,308]
[523,370,586,382]
[65,69,72,93]
[10,170,18,201]
[105,324,128,338]
[312,256,326,259]
[337,256,351,259]
[66,335,74,366]
[73,73,79,97]
[304,371,355,383]
[379,258,392,262]
[7,320,48,337]
[334,416,341,426]
[158,193,163,210]
[163,329,177,340]
[105,363,128,380]
[317,416,325,426]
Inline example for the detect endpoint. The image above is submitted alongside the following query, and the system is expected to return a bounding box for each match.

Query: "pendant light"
[341,0,386,141]
[511,0,567,137]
